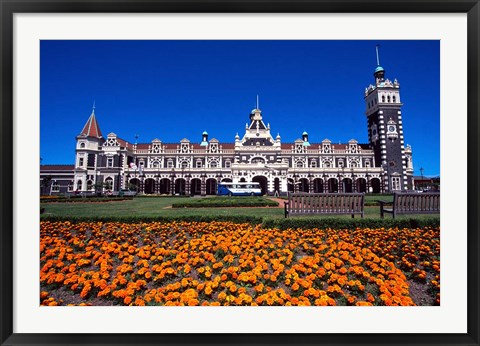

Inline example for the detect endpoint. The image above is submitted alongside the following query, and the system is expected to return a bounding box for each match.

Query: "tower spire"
[92,100,96,114]
[256,94,259,110]
[376,44,380,66]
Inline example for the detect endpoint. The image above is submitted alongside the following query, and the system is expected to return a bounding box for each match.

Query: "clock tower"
[364,49,413,192]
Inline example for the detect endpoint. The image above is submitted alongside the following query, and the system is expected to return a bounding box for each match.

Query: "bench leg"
[380,207,384,219]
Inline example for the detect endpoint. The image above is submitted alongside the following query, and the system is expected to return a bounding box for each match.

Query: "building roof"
[79,111,103,138]
[41,164,75,171]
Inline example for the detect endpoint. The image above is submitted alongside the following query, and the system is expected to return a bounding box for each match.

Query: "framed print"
[1,1,479,345]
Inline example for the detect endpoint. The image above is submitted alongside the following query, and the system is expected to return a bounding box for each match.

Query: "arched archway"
[357,178,367,193]
[144,178,156,194]
[104,177,113,191]
[327,178,338,193]
[175,178,186,195]
[343,178,353,193]
[313,178,324,193]
[273,178,280,195]
[206,178,217,195]
[252,176,268,195]
[299,178,309,193]
[129,178,140,192]
[370,178,381,193]
[86,179,94,191]
[190,178,201,196]
[159,178,170,195]
[221,178,233,183]
[239,177,246,182]
[287,178,294,193]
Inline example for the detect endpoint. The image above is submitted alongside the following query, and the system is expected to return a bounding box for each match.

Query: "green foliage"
[261,217,440,231]
[171,197,279,208]
[40,215,264,225]
[40,196,133,203]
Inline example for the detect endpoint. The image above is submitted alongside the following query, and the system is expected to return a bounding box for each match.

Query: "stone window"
[107,158,113,167]
[76,180,82,191]
[78,157,84,167]
[392,176,401,191]
[181,161,189,169]
[196,160,202,168]
[80,142,86,148]
[167,160,174,169]
[225,161,231,168]
[51,181,60,192]
[67,181,74,192]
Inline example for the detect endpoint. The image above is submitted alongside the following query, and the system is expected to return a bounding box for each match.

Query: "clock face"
[388,125,396,132]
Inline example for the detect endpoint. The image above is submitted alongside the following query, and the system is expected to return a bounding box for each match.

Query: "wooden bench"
[378,192,440,218]
[284,193,365,218]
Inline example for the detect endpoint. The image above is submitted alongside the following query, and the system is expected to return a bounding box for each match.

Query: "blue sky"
[40,40,440,177]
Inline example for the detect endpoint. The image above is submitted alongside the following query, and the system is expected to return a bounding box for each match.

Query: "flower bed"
[40,221,440,306]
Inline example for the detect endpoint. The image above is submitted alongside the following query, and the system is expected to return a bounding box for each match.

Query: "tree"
[41,176,52,196]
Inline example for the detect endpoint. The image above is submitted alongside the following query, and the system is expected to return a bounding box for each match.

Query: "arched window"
[393,95,396,103]
[67,181,74,192]
[210,161,217,168]
[382,95,385,102]
[311,160,317,168]
[225,161,231,168]
[181,161,188,169]
[80,142,86,148]
[167,160,174,169]
[76,180,82,191]
[196,160,202,168]
[350,162,357,168]
[324,162,331,168]
[387,95,391,103]
[296,161,304,168]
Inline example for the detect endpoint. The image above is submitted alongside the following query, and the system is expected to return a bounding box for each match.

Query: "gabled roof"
[79,111,103,138]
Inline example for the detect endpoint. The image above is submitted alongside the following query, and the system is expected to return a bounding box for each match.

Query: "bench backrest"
[393,192,440,212]
[287,193,365,214]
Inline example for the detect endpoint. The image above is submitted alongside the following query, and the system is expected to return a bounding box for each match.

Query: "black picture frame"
[1,1,479,345]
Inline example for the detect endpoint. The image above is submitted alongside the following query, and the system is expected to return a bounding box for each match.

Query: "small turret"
[200,131,208,146]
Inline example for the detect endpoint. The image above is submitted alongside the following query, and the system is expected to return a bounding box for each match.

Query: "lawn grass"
[40,195,438,220]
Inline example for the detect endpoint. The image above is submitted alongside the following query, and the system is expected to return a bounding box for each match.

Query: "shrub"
[261,217,440,230]
[172,197,278,208]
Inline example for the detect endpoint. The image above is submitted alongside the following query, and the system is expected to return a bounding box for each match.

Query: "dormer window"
[80,142,86,148]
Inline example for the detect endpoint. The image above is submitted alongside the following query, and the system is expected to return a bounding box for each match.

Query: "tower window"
[78,158,84,167]
[107,158,113,167]
[382,95,385,102]
[393,95,396,103]
[196,160,202,168]
[387,95,391,103]
[80,142,86,148]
